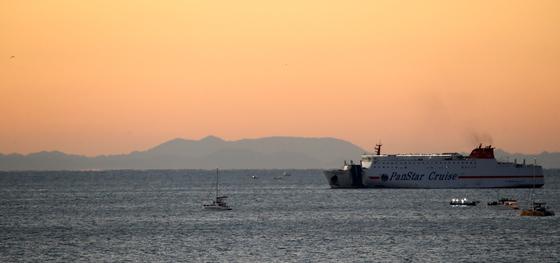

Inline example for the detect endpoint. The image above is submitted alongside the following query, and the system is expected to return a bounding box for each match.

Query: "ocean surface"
[1,170,559,262]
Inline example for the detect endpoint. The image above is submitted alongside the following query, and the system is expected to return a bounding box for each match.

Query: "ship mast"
[375,143,382,156]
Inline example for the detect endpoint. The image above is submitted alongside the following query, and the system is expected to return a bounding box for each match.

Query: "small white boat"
[283,172,291,177]
[450,198,479,206]
[203,169,232,210]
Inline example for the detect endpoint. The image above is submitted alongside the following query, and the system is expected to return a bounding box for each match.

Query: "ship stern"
[323,164,365,188]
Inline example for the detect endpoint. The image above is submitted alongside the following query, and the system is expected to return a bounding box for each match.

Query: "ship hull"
[323,171,544,189]
[323,163,545,189]
[323,165,365,188]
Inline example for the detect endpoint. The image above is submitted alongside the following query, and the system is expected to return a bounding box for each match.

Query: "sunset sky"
[1,0,559,156]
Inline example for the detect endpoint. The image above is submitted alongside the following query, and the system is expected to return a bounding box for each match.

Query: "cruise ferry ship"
[324,145,544,188]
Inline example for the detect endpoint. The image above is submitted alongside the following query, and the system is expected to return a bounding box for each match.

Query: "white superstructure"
[324,145,544,189]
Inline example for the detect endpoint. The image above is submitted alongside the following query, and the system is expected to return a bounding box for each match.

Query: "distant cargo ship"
[324,144,544,188]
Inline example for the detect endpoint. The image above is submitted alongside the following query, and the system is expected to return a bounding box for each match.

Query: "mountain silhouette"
[1,137,559,170]
[0,136,367,170]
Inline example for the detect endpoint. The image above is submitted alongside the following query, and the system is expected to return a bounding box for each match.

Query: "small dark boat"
[488,198,516,206]
[488,198,519,209]
[203,196,232,211]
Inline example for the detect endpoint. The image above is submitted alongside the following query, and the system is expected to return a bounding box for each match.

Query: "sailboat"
[520,202,554,216]
[520,159,554,216]
[203,169,232,210]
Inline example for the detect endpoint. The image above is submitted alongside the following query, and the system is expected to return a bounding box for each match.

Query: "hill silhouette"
[1,137,559,170]
[0,136,367,170]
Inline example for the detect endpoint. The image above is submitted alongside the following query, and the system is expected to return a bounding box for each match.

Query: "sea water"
[1,170,559,262]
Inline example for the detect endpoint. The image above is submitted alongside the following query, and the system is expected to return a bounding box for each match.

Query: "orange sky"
[1,0,559,156]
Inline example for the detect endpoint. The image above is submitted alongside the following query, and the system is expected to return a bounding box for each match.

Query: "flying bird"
[10,56,15,59]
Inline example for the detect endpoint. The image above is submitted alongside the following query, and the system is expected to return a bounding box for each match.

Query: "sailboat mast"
[216,168,219,198]
[529,158,537,209]
[530,159,536,208]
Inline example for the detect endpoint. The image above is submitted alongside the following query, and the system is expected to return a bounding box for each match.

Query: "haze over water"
[1,170,559,262]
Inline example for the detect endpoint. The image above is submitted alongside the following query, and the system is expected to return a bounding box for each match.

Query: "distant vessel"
[503,200,519,210]
[487,196,516,206]
[450,198,479,206]
[203,169,232,210]
[520,202,554,216]
[520,160,554,216]
[487,198,519,210]
[324,144,545,189]
[283,172,291,177]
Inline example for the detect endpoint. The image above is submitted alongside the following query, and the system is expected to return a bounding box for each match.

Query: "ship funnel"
[469,145,495,159]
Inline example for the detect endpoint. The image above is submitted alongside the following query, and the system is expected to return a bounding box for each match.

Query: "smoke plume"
[467,131,493,146]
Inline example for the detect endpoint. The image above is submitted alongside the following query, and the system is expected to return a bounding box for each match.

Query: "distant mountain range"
[0,136,366,170]
[1,136,559,170]
[494,149,560,170]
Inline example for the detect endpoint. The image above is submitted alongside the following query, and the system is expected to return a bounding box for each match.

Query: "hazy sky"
[1,0,559,156]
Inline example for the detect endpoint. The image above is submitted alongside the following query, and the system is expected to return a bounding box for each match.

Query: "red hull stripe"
[369,175,543,180]
[458,175,544,179]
